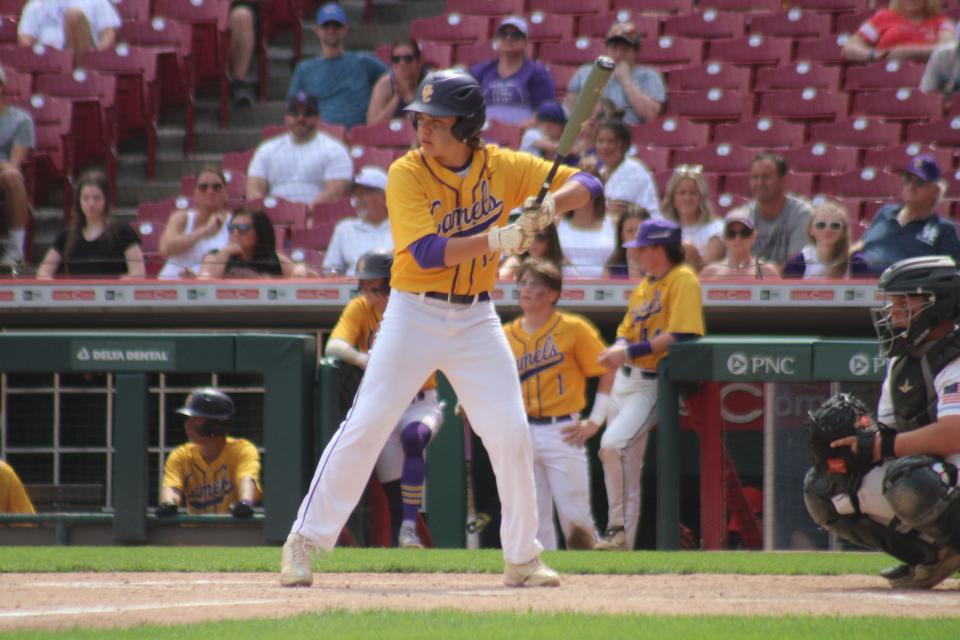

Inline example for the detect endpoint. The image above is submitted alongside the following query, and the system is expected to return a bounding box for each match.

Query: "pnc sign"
[725,351,798,377]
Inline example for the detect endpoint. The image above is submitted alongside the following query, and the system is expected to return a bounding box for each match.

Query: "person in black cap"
[859,154,960,274]
[520,101,571,161]
[246,91,353,206]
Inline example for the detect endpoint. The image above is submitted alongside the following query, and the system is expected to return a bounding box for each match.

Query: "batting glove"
[488,223,532,255]
[229,500,255,519]
[155,501,179,518]
[520,193,558,232]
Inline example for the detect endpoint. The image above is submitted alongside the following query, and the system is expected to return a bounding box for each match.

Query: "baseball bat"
[532,56,614,207]
[458,404,480,550]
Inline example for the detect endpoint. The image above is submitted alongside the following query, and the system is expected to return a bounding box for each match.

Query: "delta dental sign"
[71,340,176,371]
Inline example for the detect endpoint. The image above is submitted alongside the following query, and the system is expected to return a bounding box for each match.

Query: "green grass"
[0,546,895,576]
[7,610,960,640]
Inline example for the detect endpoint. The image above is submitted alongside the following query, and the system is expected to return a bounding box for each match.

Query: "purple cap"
[316,2,347,26]
[904,154,941,184]
[624,218,681,248]
[536,101,566,124]
[287,91,319,114]
[724,209,755,230]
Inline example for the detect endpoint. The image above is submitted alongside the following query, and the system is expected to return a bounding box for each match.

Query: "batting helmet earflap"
[177,387,235,422]
[405,70,486,143]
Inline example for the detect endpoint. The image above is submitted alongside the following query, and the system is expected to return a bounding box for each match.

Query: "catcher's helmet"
[177,387,235,422]
[355,249,393,282]
[872,256,960,357]
[405,70,486,143]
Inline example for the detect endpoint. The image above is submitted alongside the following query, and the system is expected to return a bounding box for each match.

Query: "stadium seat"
[862,144,954,174]
[789,0,868,12]
[0,66,31,101]
[311,198,354,227]
[631,117,710,148]
[754,61,840,91]
[0,0,24,16]
[673,142,754,173]
[843,60,926,90]
[410,14,490,43]
[662,10,745,40]
[782,143,859,173]
[136,197,183,225]
[290,225,334,252]
[942,168,960,199]
[664,88,752,121]
[724,171,815,197]
[906,117,960,148]
[538,38,606,66]
[699,0,781,11]
[454,41,497,67]
[809,117,901,148]
[28,121,73,215]
[528,0,608,16]
[418,41,454,68]
[481,120,523,149]
[711,192,751,214]
[0,43,73,76]
[613,0,694,14]
[222,148,256,175]
[0,15,16,44]
[246,196,308,229]
[707,35,792,67]
[629,145,671,172]
[756,88,849,122]
[112,0,151,22]
[446,0,524,15]
[666,62,750,92]
[850,88,943,122]
[713,117,806,149]
[526,13,576,44]
[746,9,831,39]
[348,119,416,150]
[793,34,849,65]
[578,12,662,39]
[349,145,395,172]
[288,247,325,271]
[818,167,901,198]
[135,220,165,254]
[834,9,874,35]
[546,64,579,96]
[636,35,703,68]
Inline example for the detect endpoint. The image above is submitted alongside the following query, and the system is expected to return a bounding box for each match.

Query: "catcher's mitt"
[804,393,878,478]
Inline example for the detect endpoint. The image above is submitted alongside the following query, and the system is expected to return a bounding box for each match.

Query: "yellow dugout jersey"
[617,264,704,371]
[162,437,263,514]
[386,144,579,295]
[0,461,35,514]
[504,311,608,418]
[329,296,438,390]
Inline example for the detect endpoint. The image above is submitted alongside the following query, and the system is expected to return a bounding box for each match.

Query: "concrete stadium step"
[117,153,226,183]
[115,180,180,207]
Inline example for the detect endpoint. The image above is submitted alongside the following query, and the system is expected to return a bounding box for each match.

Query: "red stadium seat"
[724,171,815,196]
[418,41,454,69]
[662,10,744,40]
[636,35,703,68]
[851,88,943,122]
[746,9,831,39]
[673,142,755,173]
[349,145,395,172]
[246,196,308,229]
[713,117,806,149]
[28,121,73,215]
[526,13,576,44]
[135,220,165,254]
[528,0,608,16]
[630,145,671,172]
[631,117,710,148]
[288,247,325,270]
[538,38,606,67]
[578,12,662,39]
[789,0,868,13]
[906,117,960,147]
[482,120,523,149]
[783,143,859,173]
[793,34,849,65]
[0,66,31,101]
[862,144,953,174]
[754,61,840,91]
[348,118,416,150]
[756,88,849,122]
[222,148,255,176]
[942,168,960,199]
[711,192,751,214]
[818,168,901,198]
[446,0,524,15]
[546,64,579,96]
[112,0,151,22]
[455,41,497,67]
[664,88,752,121]
[0,43,73,76]
[809,117,901,148]
[0,0,24,15]
[410,13,490,43]
[834,9,874,35]
[136,197,183,225]
[311,198,354,227]
[699,0,781,11]
[843,60,926,90]
[667,62,750,91]
[707,35,792,67]
[290,225,334,251]
[613,0,694,14]
[0,15,16,44]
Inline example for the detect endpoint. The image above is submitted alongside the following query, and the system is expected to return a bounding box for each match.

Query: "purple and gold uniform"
[162,438,262,514]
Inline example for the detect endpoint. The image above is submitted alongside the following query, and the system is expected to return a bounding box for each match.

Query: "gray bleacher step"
[116,181,180,207]
[192,128,262,154]
[117,153,226,182]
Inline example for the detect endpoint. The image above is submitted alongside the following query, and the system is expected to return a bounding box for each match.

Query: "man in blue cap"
[860,154,960,274]
[594,218,704,550]
[286,2,388,128]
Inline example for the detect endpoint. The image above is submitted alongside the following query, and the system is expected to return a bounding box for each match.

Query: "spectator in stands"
[565,21,664,126]
[842,0,955,63]
[199,208,313,278]
[603,207,648,279]
[920,24,960,94]
[700,211,780,279]
[557,185,614,278]
[520,102,568,161]
[0,67,34,271]
[469,16,556,127]
[783,201,869,278]
[367,39,430,125]
[286,2,388,128]
[36,170,143,278]
[593,119,661,219]
[246,92,353,206]
[157,387,262,518]
[661,165,725,272]
[17,0,120,52]
[228,3,257,107]
[859,155,960,273]
[499,224,565,280]
[159,166,233,279]
[729,152,811,267]
[322,166,392,276]
[0,459,35,514]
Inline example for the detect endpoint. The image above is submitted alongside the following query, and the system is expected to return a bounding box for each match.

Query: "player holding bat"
[281,62,611,588]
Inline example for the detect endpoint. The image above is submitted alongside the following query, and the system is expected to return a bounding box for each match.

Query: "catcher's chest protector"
[891,329,960,431]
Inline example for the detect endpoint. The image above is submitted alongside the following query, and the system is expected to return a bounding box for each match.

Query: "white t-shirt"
[247,131,353,205]
[557,217,615,278]
[158,209,232,279]
[681,218,724,258]
[321,217,393,275]
[19,0,120,49]
[604,157,661,219]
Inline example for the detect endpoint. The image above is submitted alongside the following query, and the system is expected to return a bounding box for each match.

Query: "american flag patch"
[943,382,960,405]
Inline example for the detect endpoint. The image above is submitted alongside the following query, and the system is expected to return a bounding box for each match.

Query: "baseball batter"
[282,70,602,587]
[324,249,443,548]
[503,258,614,550]
[595,219,704,550]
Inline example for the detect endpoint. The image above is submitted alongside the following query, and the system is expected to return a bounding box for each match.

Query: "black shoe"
[231,79,255,108]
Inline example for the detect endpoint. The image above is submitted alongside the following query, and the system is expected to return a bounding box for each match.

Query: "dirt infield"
[1,572,958,631]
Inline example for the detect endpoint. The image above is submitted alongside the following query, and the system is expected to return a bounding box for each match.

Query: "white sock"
[9,229,25,252]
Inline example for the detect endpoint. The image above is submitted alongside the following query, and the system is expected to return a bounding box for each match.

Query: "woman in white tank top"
[158,167,233,279]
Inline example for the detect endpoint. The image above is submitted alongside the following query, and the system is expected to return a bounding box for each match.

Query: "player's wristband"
[879,429,897,459]
[627,340,652,359]
[588,392,610,426]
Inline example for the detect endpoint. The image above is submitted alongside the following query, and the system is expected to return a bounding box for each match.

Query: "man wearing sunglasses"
[286,2,387,128]
[859,155,960,274]
[246,91,353,207]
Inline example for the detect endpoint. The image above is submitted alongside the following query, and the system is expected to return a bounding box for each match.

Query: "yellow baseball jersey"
[0,461,35,514]
[162,437,263,514]
[617,264,704,371]
[330,296,437,390]
[386,144,579,295]
[504,311,608,418]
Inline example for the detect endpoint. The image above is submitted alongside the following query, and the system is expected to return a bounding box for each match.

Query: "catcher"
[804,256,960,589]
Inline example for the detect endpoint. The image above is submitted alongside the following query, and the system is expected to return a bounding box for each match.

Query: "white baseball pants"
[373,389,443,483]
[291,291,543,564]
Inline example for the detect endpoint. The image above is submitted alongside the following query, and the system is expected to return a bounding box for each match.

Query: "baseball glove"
[804,393,879,480]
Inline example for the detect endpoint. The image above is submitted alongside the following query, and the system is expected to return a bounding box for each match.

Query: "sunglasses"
[196,182,224,192]
[227,222,253,234]
[724,227,753,240]
[497,29,526,40]
[813,221,844,231]
[391,54,416,63]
